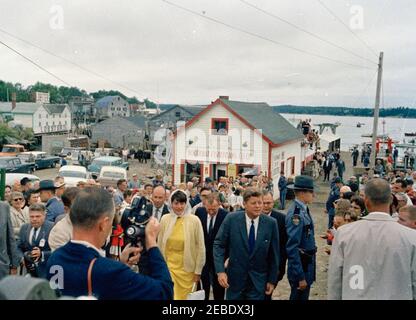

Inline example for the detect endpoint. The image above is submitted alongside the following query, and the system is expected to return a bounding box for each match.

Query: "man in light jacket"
[328,178,416,300]
[0,201,21,280]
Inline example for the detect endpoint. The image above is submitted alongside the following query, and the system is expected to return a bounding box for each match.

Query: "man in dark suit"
[47,187,173,300]
[214,188,280,300]
[0,201,21,280]
[147,185,170,221]
[323,157,332,182]
[262,191,287,299]
[18,203,53,278]
[195,193,228,300]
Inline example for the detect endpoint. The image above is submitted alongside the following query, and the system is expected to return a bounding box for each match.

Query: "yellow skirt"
[165,217,195,300]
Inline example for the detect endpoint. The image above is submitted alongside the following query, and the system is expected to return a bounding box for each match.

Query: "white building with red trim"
[172,97,307,188]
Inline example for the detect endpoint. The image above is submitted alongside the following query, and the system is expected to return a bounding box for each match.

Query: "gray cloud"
[0,0,414,107]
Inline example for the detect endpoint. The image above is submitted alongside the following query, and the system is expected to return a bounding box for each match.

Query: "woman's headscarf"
[160,189,193,249]
[168,189,192,217]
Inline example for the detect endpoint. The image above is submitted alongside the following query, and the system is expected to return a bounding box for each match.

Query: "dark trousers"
[279,189,287,210]
[328,208,335,229]
[353,157,358,167]
[226,276,264,300]
[324,170,330,181]
[201,265,225,300]
[289,283,311,301]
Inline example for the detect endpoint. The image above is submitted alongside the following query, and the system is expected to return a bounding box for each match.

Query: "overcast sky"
[0,0,414,107]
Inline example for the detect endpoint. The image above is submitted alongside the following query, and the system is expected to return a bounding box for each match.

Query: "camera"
[23,251,38,277]
[121,196,152,248]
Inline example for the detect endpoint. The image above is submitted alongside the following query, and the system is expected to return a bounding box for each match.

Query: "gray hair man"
[328,179,416,300]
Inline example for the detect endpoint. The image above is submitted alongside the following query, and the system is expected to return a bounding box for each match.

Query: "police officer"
[286,175,316,301]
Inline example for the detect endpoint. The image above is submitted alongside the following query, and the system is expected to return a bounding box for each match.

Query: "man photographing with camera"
[18,203,53,278]
[46,187,173,300]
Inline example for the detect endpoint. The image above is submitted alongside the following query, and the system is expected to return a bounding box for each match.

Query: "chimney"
[219,95,229,100]
[11,92,16,110]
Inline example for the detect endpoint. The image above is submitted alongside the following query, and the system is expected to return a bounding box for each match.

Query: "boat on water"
[357,122,365,128]
[404,132,416,137]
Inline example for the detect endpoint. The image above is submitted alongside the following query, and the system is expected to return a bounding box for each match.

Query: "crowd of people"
[0,153,415,300]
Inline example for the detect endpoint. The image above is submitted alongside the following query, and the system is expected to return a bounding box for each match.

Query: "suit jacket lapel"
[239,212,249,253]
[201,211,208,240]
[251,215,266,257]
[212,210,223,236]
[26,225,32,247]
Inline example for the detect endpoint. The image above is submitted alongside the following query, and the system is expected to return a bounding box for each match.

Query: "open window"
[211,118,229,135]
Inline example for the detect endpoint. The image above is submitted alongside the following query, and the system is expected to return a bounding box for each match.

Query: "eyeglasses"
[352,205,361,210]
[13,198,23,202]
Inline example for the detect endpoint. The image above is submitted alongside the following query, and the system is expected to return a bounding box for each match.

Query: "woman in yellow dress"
[158,189,205,300]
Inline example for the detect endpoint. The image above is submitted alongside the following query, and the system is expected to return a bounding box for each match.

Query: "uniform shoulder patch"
[292,214,301,226]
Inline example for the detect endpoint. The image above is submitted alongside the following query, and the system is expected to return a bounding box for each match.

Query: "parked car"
[97,166,127,188]
[58,147,86,165]
[5,173,40,187]
[58,165,91,187]
[0,157,36,174]
[88,156,129,175]
[18,151,60,170]
[0,144,26,157]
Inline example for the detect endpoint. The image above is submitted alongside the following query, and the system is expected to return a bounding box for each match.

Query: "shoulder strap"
[87,258,97,296]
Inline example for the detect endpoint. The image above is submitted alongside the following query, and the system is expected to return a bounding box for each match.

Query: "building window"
[59,114,61,118]
[53,114,55,118]
[123,107,127,111]
[39,122,41,127]
[39,114,41,119]
[111,107,115,111]
[211,118,229,135]
[46,114,48,118]
[175,111,181,118]
[65,120,67,125]
[117,107,121,111]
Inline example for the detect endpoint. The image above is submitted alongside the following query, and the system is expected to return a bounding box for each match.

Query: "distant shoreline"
[273,105,416,119]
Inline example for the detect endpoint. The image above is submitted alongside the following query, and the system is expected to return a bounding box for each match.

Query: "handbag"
[187,281,205,300]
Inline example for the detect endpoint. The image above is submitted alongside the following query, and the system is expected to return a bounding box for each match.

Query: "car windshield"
[60,171,87,178]
[18,154,31,161]
[102,171,125,179]
[0,159,9,166]
[92,160,111,166]
[1,147,16,152]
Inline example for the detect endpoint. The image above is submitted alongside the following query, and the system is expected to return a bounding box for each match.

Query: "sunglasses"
[13,198,23,202]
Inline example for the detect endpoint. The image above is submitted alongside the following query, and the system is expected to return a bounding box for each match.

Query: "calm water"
[281,113,416,151]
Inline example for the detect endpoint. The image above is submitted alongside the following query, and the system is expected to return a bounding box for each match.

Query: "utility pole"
[369,52,384,176]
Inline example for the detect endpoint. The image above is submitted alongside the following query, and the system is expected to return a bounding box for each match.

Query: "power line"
[350,70,378,107]
[0,38,72,86]
[161,0,375,70]
[239,0,377,66]
[315,0,379,57]
[0,27,144,99]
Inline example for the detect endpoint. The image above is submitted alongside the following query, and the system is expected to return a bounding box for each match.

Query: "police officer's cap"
[287,175,314,191]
